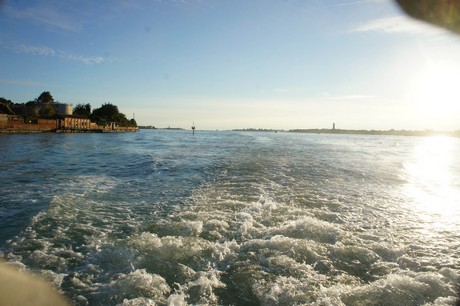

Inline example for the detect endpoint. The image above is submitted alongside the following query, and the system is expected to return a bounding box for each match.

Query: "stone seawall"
[0,122,55,133]
[0,126,138,134]
[1,114,138,133]
[55,127,138,133]
[0,128,54,134]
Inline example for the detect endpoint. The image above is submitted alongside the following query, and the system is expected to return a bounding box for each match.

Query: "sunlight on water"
[403,136,460,227]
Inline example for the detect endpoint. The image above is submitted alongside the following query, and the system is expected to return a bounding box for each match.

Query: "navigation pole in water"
[192,122,196,135]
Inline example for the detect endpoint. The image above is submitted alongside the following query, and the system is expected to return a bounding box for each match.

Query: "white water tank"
[55,103,73,115]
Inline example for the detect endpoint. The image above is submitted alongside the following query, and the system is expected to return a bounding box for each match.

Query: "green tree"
[40,103,56,118]
[91,102,134,126]
[129,118,137,127]
[36,91,55,118]
[73,103,92,118]
[91,103,119,122]
[0,97,15,115]
[113,112,128,125]
[37,91,54,104]
[12,103,25,116]
[24,100,39,117]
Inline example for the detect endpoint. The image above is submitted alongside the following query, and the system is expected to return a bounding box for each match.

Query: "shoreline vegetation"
[0,91,137,134]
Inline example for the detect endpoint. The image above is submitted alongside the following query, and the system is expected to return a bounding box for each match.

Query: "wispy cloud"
[5,4,81,32]
[0,39,111,64]
[273,88,291,93]
[351,16,443,35]
[15,43,56,56]
[0,78,44,87]
[318,0,389,8]
[4,0,214,33]
[323,94,376,100]
[305,0,389,13]
[62,53,107,65]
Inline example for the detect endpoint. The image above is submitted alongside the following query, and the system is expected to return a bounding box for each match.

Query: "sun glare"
[403,136,460,228]
[412,64,460,120]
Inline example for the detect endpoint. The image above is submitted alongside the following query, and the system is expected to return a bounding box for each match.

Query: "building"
[0,114,22,126]
[0,114,57,132]
[53,102,73,115]
[56,115,93,130]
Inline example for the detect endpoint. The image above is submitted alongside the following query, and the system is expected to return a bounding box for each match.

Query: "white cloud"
[351,16,445,35]
[60,53,107,65]
[0,39,111,64]
[16,43,56,56]
[5,4,81,32]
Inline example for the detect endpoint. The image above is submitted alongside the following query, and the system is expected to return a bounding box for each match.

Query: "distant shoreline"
[4,126,457,137]
[138,126,185,130]
[234,128,460,137]
[287,128,460,137]
[136,127,460,137]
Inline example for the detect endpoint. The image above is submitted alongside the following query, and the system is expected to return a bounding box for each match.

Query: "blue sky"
[1,0,460,130]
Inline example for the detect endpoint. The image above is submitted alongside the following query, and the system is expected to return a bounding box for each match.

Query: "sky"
[1,0,460,131]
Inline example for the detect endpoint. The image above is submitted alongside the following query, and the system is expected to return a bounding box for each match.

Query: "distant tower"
[333,122,335,130]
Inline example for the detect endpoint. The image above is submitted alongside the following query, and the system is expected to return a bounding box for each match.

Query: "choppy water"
[1,131,459,305]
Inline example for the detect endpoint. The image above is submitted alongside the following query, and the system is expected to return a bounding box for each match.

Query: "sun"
[412,64,460,120]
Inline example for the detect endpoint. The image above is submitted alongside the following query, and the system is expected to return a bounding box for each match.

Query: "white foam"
[27,250,67,271]
[179,221,203,236]
[267,216,341,244]
[185,269,226,304]
[241,235,324,265]
[108,269,170,303]
[166,291,188,306]
[315,272,456,306]
[438,267,460,284]
[253,274,324,305]
[118,297,156,306]
[202,219,230,240]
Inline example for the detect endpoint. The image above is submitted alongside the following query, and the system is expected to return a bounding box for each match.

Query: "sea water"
[0,130,459,305]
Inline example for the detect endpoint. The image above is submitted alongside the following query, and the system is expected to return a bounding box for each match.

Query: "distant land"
[234,128,460,137]
[289,128,460,137]
[137,126,460,137]
[138,126,184,130]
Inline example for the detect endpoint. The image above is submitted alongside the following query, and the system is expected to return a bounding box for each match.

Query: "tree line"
[0,91,136,127]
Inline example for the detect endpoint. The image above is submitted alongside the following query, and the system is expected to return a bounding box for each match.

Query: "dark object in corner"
[0,262,69,306]
[395,0,460,34]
